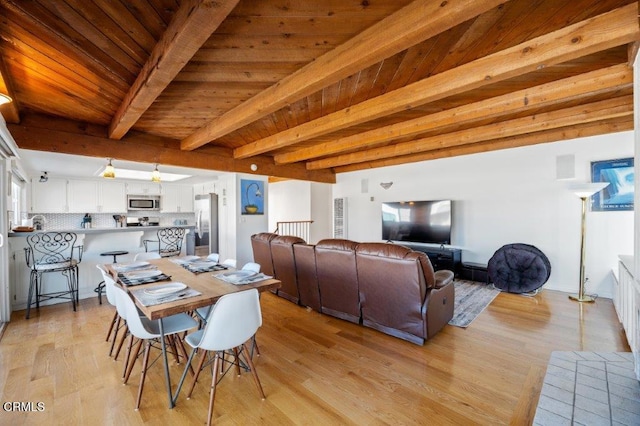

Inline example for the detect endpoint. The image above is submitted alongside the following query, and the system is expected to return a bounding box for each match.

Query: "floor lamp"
[567,182,609,303]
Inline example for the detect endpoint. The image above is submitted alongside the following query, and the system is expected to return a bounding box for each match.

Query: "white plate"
[221,270,256,280]
[144,282,187,296]
[115,261,150,271]
[125,269,162,279]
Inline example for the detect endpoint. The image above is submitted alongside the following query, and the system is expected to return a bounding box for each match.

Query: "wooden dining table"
[107,257,281,408]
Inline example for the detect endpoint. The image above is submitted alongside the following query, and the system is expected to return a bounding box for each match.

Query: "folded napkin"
[131,284,201,307]
[113,261,157,273]
[118,271,171,286]
[183,261,228,274]
[216,271,272,285]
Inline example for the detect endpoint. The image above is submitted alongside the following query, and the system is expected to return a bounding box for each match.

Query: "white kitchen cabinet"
[31,177,68,213]
[127,181,161,195]
[68,179,99,213]
[99,180,127,212]
[161,184,194,212]
[67,179,127,213]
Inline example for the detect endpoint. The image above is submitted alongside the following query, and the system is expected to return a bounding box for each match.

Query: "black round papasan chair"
[487,243,551,294]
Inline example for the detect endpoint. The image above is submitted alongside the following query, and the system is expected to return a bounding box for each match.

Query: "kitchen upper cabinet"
[68,180,127,213]
[161,184,194,213]
[99,181,126,212]
[127,182,161,195]
[31,178,68,213]
[68,180,99,213]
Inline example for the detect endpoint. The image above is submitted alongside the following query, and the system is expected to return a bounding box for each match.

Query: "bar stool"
[94,250,129,304]
[24,232,82,319]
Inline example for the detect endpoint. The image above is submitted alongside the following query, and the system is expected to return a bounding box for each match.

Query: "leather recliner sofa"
[250,233,455,345]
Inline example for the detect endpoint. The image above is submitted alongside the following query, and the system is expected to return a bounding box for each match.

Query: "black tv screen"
[381,200,452,245]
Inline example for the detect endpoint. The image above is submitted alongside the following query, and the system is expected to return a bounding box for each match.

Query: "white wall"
[333,131,634,298]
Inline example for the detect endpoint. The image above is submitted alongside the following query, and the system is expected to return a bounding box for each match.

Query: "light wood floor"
[0,288,630,425]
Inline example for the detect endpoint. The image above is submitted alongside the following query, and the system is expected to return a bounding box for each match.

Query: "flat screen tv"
[381,200,452,245]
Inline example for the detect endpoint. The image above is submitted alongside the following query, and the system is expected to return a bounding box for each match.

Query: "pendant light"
[151,163,161,182]
[103,158,115,179]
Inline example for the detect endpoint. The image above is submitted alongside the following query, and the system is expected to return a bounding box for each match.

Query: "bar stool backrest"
[25,232,78,269]
[157,227,185,257]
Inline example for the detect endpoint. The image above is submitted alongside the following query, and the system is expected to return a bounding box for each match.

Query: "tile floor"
[533,352,640,425]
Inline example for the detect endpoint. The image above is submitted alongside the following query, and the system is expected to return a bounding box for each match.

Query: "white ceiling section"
[0,114,19,159]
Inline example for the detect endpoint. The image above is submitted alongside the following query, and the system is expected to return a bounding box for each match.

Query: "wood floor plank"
[0,288,630,425]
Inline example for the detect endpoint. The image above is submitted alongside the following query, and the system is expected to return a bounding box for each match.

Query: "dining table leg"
[158,318,175,408]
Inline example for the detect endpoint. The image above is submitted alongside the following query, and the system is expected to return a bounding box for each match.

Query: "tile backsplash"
[29,213,195,230]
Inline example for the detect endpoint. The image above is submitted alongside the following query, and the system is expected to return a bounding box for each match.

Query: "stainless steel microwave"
[127,195,161,211]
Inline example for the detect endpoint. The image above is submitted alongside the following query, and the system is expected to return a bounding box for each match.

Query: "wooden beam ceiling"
[179,0,508,151]
[234,4,639,160]
[11,114,335,183]
[108,0,239,140]
[274,64,632,165]
[307,96,632,169]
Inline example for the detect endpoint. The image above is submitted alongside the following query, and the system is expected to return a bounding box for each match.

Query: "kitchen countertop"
[8,224,195,237]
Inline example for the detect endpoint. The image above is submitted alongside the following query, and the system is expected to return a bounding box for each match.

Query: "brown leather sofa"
[270,235,305,303]
[250,233,455,344]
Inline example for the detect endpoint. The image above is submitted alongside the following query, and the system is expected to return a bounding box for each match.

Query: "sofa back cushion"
[356,243,432,342]
[271,235,306,304]
[315,239,360,323]
[293,244,321,312]
[250,233,277,277]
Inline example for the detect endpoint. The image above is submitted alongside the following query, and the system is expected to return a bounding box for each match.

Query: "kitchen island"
[8,225,196,312]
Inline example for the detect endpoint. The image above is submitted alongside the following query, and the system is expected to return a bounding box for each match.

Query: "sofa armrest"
[434,270,454,288]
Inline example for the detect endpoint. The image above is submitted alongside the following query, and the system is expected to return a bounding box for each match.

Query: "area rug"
[533,351,640,425]
[448,280,500,328]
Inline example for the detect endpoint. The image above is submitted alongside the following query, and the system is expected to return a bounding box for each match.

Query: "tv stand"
[404,244,462,275]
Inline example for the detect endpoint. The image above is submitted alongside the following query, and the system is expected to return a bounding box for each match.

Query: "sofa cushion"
[315,239,360,323]
[271,235,306,303]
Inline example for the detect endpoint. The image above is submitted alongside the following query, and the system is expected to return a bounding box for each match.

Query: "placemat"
[183,262,228,274]
[118,272,172,286]
[216,271,273,285]
[131,285,201,306]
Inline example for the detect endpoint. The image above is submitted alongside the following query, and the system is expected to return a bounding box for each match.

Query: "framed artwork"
[241,179,264,215]
[590,157,634,211]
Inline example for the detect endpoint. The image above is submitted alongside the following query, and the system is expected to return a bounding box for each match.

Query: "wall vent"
[333,197,347,238]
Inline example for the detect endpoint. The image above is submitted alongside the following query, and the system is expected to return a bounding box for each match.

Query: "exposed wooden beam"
[0,54,20,123]
[307,96,632,170]
[180,0,509,151]
[235,4,640,159]
[10,114,335,183]
[334,116,634,173]
[108,0,240,140]
[275,64,632,164]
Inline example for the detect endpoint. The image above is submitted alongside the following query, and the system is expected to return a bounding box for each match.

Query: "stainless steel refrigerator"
[194,193,218,255]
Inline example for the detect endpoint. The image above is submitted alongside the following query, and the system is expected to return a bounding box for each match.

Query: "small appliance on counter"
[31,215,46,231]
[112,215,125,227]
[81,213,92,229]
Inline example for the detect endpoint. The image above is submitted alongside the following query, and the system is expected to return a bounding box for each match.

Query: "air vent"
[333,197,347,238]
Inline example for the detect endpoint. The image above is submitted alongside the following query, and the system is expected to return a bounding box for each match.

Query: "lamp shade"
[0,93,12,105]
[567,182,609,198]
[103,158,115,179]
[151,164,161,182]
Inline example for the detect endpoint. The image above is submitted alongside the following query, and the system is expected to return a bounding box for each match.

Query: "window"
[10,179,21,228]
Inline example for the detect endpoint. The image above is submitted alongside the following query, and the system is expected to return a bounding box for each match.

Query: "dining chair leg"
[206,353,222,426]
[106,311,118,342]
[109,316,121,356]
[240,343,266,400]
[135,341,151,411]
[186,349,208,399]
[232,347,241,377]
[113,326,129,361]
[251,335,261,357]
[167,335,180,364]
[124,338,143,383]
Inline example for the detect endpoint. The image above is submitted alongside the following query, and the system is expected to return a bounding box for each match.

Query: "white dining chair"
[134,252,161,261]
[206,253,220,262]
[97,264,124,356]
[113,285,197,410]
[195,262,262,322]
[174,288,265,425]
[221,258,236,268]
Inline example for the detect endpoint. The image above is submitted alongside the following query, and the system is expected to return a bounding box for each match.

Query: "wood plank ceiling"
[0,0,637,183]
